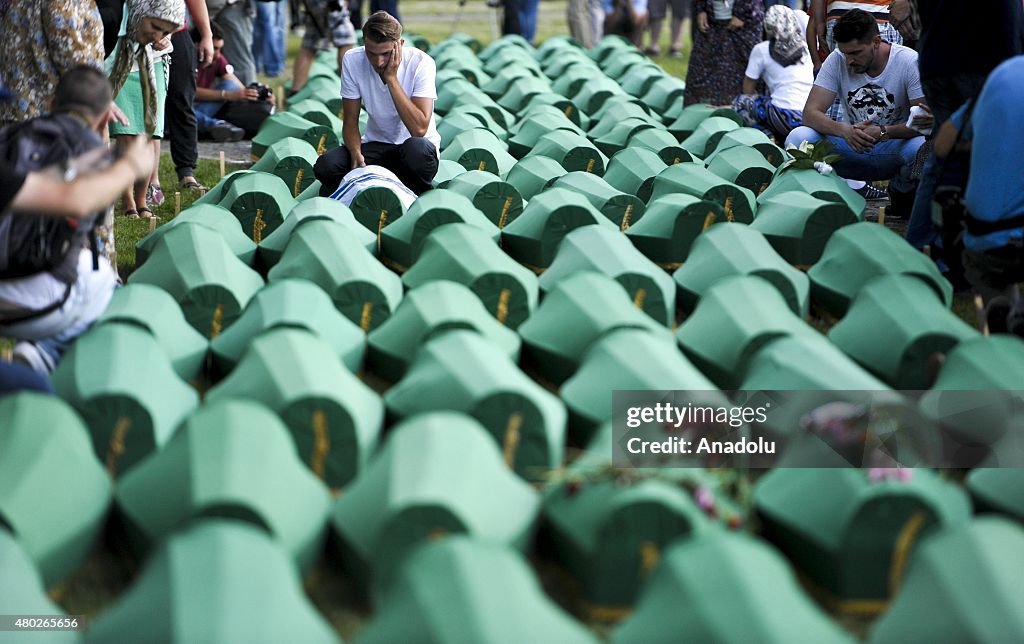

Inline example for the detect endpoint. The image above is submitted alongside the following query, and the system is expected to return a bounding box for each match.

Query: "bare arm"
[184,0,215,67]
[803,84,878,153]
[342,98,365,167]
[811,0,827,49]
[741,76,758,95]
[381,43,433,138]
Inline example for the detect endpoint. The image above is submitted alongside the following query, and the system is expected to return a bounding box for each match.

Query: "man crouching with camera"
[193,22,274,141]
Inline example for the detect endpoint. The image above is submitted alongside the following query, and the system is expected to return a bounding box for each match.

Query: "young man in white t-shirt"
[314,11,441,196]
[785,9,931,218]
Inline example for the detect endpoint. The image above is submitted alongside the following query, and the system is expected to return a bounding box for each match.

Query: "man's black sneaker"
[209,121,245,142]
[855,183,889,200]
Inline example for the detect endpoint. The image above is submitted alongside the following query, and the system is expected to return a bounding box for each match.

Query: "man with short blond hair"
[314,11,439,196]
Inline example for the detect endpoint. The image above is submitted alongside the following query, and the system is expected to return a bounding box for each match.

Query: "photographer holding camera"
[193,22,274,141]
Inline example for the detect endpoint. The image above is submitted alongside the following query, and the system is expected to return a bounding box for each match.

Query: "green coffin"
[750,191,861,265]
[449,103,508,141]
[538,225,675,325]
[435,75,480,115]
[570,77,625,115]
[521,92,589,129]
[624,193,725,268]
[205,328,383,490]
[504,155,568,201]
[649,164,757,223]
[449,91,515,130]
[115,399,330,571]
[440,128,517,176]
[680,115,741,157]
[84,521,339,644]
[714,127,790,167]
[97,284,208,382]
[528,130,608,175]
[677,275,815,387]
[552,171,645,230]
[588,97,654,136]
[550,64,597,101]
[518,271,668,386]
[380,189,498,272]
[602,51,649,79]
[136,203,257,268]
[295,179,322,201]
[967,469,1024,522]
[127,224,264,338]
[402,224,538,329]
[349,184,409,239]
[251,111,335,159]
[496,76,553,113]
[258,196,373,269]
[758,167,866,217]
[673,222,810,316]
[809,222,953,316]
[439,56,491,87]
[330,413,540,589]
[627,128,695,166]
[482,46,540,77]
[479,33,532,61]
[543,479,707,608]
[285,99,344,138]
[432,158,468,188]
[288,75,342,113]
[619,63,668,97]
[612,531,855,644]
[665,103,714,141]
[445,170,525,228]
[216,171,297,242]
[210,279,364,376]
[267,219,403,332]
[366,280,522,382]
[249,137,320,198]
[590,35,635,64]
[0,528,78,643]
[603,147,668,204]
[359,537,595,644]
[640,76,687,114]
[0,393,111,588]
[754,468,971,606]
[191,169,251,207]
[593,118,659,158]
[500,187,615,269]
[52,323,199,478]
[437,112,490,149]
[508,112,581,159]
[828,274,980,388]
[739,332,891,391]
[706,144,777,195]
[385,332,565,478]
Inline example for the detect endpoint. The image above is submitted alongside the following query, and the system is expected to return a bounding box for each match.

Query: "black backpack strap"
[0,282,73,324]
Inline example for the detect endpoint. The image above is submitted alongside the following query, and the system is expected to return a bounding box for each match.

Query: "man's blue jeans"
[785,125,925,193]
[195,78,244,133]
[252,1,286,77]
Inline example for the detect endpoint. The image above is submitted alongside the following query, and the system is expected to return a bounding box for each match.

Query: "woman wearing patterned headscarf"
[732,5,814,142]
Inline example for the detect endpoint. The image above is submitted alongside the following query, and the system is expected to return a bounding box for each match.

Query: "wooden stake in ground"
[976,294,988,335]
[175,191,181,215]
[276,86,285,112]
[220,150,226,178]
[149,215,158,233]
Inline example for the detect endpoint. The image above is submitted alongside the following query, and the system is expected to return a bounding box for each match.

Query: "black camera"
[248,82,272,101]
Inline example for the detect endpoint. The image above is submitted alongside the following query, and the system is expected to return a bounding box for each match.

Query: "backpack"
[0,113,106,284]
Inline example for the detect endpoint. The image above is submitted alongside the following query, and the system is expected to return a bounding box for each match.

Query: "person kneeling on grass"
[314,11,440,197]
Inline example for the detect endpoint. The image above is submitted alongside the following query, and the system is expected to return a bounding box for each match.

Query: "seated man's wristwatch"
[879,124,889,141]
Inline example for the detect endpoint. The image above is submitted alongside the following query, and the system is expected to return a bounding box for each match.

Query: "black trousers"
[314,138,439,196]
[166,29,198,181]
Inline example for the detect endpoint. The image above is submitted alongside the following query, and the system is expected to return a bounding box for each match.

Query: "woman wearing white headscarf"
[732,4,814,142]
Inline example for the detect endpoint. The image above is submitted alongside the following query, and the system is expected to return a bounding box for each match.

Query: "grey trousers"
[214,2,258,86]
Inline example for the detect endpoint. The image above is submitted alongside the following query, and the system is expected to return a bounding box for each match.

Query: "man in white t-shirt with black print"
[314,11,441,196]
[785,9,930,219]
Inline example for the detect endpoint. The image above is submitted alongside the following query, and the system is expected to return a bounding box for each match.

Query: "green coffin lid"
[295,179,322,201]
[537,34,583,59]
[267,219,402,332]
[482,46,541,77]
[136,203,257,268]
[593,118,659,158]
[192,169,251,206]
[249,137,320,198]
[590,35,635,63]
[449,91,516,130]
[431,40,477,63]
[500,187,615,269]
[552,171,645,230]
[287,76,343,117]
[251,111,335,159]
[680,116,741,157]
[437,112,490,149]
[258,196,373,269]
[440,128,517,176]
[84,521,339,644]
[97,284,209,382]
[127,224,264,338]
[508,112,581,159]
[520,92,589,129]
[444,170,525,228]
[706,145,777,196]
[603,147,668,204]
[713,127,790,167]
[612,531,855,644]
[52,323,199,478]
[627,128,695,166]
[538,225,675,325]
[385,331,565,478]
[600,50,648,79]
[872,518,1024,643]
[407,32,431,51]
[330,413,540,588]
[366,280,522,382]
[439,57,491,88]
[588,96,653,134]
[967,469,1024,522]
[205,328,383,490]
[360,537,595,644]
[210,279,364,376]
[527,130,608,175]
[435,76,479,114]
[504,155,569,201]
[739,332,890,391]
[496,76,553,113]
[624,193,725,268]
[754,468,971,604]
[380,189,498,272]
[640,76,687,114]
[828,274,980,388]
[0,528,78,643]
[550,64,597,101]
[449,103,509,141]
[666,103,716,141]
[479,33,532,60]
[285,99,344,137]
[758,167,866,216]
[676,275,816,388]
[402,224,538,329]
[619,63,668,97]
[115,399,330,571]
[809,222,953,316]
[750,191,861,265]
[432,158,468,188]
[560,328,721,440]
[216,171,297,242]
[673,222,809,316]
[543,479,707,607]
[349,184,409,238]
[649,164,757,224]
[0,393,111,588]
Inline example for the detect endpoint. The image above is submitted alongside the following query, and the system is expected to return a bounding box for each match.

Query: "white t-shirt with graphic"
[341,45,441,152]
[744,41,814,111]
[814,43,923,125]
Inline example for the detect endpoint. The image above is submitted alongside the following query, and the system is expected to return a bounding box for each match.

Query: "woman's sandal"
[123,209,140,219]
[138,207,160,221]
[179,176,208,191]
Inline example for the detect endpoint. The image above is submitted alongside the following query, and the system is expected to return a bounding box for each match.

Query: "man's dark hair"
[52,66,112,118]
[833,9,881,44]
[362,11,402,43]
